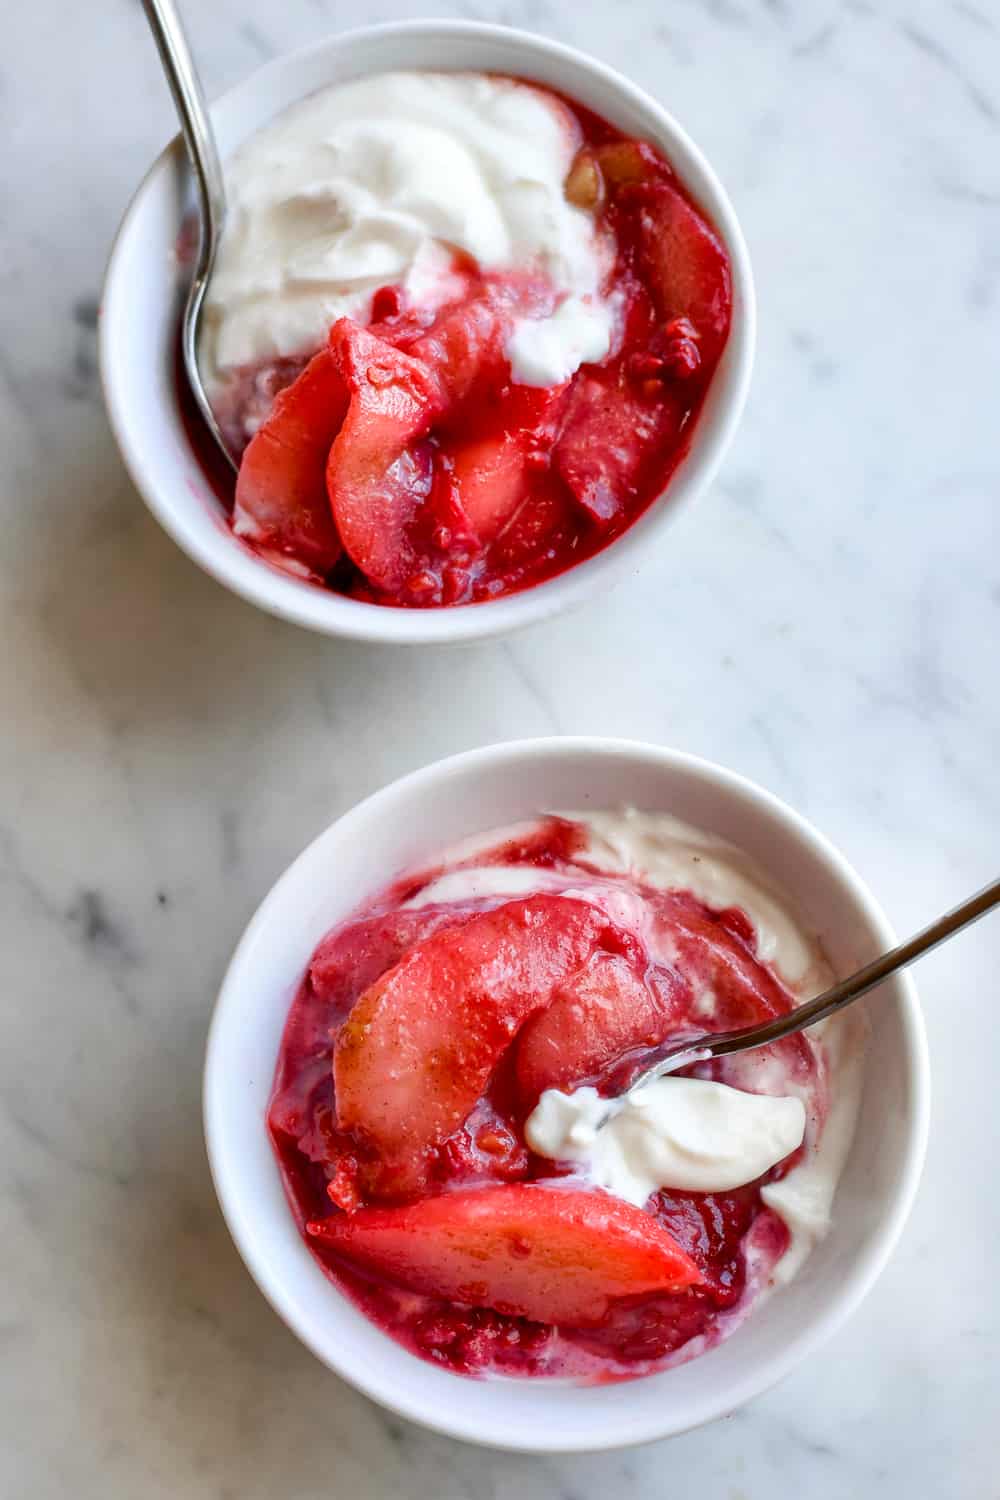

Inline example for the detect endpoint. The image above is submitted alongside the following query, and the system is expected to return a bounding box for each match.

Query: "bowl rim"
[100,18,756,646]
[203,736,930,1450]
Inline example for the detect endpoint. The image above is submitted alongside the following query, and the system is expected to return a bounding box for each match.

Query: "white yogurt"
[201,71,614,395]
[581,806,825,988]
[506,294,614,387]
[407,810,867,1289]
[526,1079,806,1203]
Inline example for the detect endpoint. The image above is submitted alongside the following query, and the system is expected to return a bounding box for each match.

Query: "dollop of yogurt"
[201,70,614,394]
[506,294,615,387]
[526,1079,807,1205]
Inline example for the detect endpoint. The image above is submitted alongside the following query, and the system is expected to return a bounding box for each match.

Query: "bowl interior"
[205,740,928,1450]
[101,21,754,645]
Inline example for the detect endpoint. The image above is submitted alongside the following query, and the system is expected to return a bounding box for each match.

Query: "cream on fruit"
[405,809,867,1281]
[506,294,615,387]
[582,807,825,987]
[201,70,614,395]
[525,1079,807,1204]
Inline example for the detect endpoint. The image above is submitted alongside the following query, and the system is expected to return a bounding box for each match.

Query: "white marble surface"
[2,0,999,1493]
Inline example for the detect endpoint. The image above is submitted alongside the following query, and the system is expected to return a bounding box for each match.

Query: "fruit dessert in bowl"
[205,71,733,609]
[204,740,928,1447]
[101,22,754,643]
[269,810,862,1380]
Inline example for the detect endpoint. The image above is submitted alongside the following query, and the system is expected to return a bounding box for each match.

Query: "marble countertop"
[2,0,998,1494]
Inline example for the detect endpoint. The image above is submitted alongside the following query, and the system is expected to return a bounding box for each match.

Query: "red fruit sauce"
[267,819,818,1381]
[184,82,733,609]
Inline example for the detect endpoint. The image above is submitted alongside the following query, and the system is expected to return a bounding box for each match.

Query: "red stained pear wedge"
[654,893,795,1029]
[634,182,732,363]
[233,346,348,576]
[555,374,682,526]
[515,952,686,1109]
[308,1183,701,1325]
[334,895,611,1197]
[310,908,472,1012]
[326,321,443,593]
[450,384,569,544]
[410,293,510,409]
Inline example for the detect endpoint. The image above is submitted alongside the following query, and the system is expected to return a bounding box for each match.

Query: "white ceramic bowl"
[101,21,755,646]
[204,738,929,1450]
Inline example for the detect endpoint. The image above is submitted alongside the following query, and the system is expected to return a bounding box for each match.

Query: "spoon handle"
[141,0,226,231]
[141,0,237,470]
[639,876,1000,1081]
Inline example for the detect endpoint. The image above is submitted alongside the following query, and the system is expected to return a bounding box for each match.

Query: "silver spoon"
[142,0,238,471]
[609,875,1000,1111]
